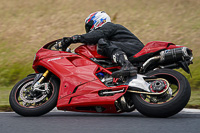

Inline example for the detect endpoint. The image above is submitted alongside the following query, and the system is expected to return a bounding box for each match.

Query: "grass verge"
[0,86,11,106]
[0,105,12,112]
[186,90,200,109]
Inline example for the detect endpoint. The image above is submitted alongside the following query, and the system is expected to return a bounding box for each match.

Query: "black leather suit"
[76,22,144,58]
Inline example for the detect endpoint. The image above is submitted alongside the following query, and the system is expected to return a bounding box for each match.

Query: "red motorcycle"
[9,39,193,117]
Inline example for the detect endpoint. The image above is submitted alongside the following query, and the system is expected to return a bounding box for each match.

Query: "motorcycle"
[9,39,193,117]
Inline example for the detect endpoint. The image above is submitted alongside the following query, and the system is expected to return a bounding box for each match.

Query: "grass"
[0,0,200,109]
[0,86,12,105]
[186,90,200,109]
[0,105,12,112]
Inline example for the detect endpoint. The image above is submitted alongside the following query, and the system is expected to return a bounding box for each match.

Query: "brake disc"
[19,81,47,104]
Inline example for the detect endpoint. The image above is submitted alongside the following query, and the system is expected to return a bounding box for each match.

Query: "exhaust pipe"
[141,47,193,72]
[160,47,193,63]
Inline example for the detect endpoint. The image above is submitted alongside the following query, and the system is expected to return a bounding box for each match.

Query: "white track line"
[182,108,200,113]
[51,108,200,113]
[0,112,15,113]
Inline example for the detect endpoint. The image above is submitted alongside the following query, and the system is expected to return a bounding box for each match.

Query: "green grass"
[177,58,200,89]
[0,86,12,105]
[0,105,12,112]
[186,90,200,109]
[0,63,34,86]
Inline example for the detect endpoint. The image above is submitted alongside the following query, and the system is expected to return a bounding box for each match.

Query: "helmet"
[85,11,111,33]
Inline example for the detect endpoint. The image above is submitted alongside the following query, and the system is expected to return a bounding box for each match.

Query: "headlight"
[33,54,36,61]
[33,54,38,65]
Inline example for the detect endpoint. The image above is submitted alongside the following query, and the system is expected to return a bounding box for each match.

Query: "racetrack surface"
[0,109,200,133]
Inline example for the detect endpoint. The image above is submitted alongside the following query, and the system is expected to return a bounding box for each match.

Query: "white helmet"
[85,11,111,33]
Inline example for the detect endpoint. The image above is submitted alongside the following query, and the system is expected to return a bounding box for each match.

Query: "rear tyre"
[9,75,59,116]
[132,69,191,117]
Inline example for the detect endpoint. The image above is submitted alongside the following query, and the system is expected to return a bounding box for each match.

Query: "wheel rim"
[140,73,180,104]
[15,78,54,108]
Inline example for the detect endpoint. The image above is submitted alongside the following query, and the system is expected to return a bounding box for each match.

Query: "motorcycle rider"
[61,11,144,78]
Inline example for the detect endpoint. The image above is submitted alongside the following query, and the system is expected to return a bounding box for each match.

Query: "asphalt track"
[0,109,200,133]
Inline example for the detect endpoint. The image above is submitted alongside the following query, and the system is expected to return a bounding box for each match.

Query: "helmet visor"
[85,20,94,33]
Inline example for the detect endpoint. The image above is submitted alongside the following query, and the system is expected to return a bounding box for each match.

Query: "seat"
[128,41,175,62]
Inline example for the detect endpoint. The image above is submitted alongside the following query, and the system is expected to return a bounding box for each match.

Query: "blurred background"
[0,0,199,108]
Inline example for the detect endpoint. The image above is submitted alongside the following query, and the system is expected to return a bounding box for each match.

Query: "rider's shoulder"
[101,22,118,29]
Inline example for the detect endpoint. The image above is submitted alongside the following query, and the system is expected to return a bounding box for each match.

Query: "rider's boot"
[111,51,137,78]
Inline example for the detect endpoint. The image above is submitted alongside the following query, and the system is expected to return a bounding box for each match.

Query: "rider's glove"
[61,35,81,50]
[61,37,72,50]
[71,35,81,43]
[61,35,81,45]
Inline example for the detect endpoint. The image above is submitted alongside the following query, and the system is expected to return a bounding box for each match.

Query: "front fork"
[31,70,50,92]
[38,70,49,83]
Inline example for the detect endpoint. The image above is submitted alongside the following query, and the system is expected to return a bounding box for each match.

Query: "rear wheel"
[132,69,191,117]
[9,75,59,116]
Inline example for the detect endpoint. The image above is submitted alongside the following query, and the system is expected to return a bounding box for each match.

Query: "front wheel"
[9,75,59,116]
[132,69,191,117]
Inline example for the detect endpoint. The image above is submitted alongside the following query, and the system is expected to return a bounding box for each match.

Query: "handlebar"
[54,40,72,52]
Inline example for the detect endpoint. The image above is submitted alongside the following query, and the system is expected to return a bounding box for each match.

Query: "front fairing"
[32,40,127,113]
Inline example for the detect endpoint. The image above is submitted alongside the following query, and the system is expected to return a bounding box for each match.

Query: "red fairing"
[33,47,126,113]
[75,45,108,59]
[133,41,184,58]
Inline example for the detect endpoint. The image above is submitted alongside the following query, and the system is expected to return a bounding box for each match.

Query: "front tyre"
[9,75,59,116]
[132,69,191,117]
